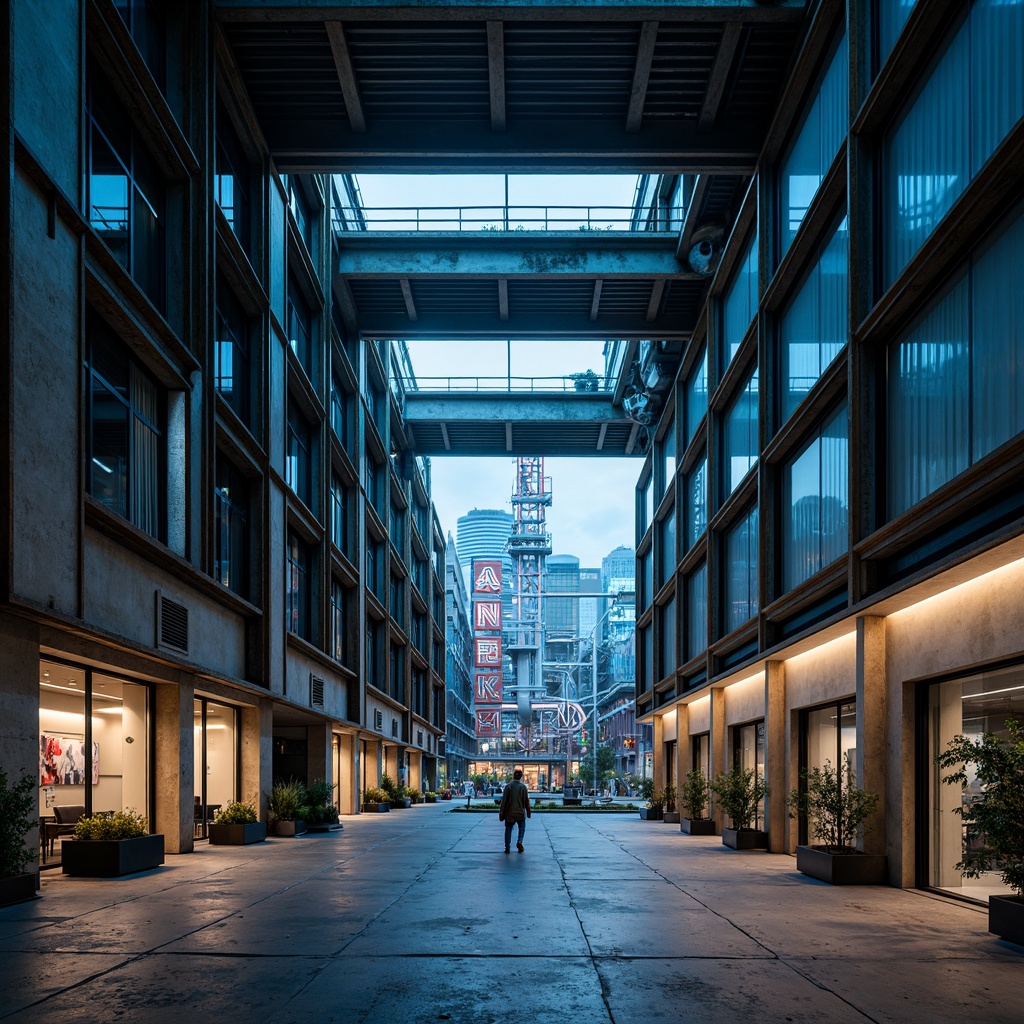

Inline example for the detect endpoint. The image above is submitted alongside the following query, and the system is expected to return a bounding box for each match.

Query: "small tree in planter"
[639,791,663,821]
[362,786,391,812]
[679,768,715,835]
[788,756,884,884]
[302,779,342,831]
[662,784,680,823]
[711,766,768,849]
[0,768,38,906]
[936,719,1024,944]
[268,778,307,836]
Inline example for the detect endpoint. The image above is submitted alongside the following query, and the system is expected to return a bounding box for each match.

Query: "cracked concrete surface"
[0,808,1020,1023]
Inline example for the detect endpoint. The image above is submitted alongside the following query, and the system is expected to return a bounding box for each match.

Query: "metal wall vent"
[373,709,383,731]
[391,717,398,738]
[156,591,189,654]
[417,729,423,747]
[310,675,325,709]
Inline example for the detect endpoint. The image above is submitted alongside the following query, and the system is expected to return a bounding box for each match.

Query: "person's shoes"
[504,848,510,854]
[516,841,524,852]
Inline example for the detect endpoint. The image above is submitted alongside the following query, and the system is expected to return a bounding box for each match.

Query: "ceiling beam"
[596,422,608,451]
[506,422,513,451]
[440,422,452,451]
[498,278,509,321]
[625,422,640,455]
[325,21,366,134]
[646,279,666,322]
[589,280,603,322]
[626,21,659,134]
[698,22,743,133]
[399,278,418,321]
[486,21,506,132]
[331,277,360,335]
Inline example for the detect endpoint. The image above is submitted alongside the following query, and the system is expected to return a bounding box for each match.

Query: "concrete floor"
[0,805,1021,1023]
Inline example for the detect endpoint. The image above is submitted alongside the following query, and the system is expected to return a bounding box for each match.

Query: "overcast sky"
[356,175,644,567]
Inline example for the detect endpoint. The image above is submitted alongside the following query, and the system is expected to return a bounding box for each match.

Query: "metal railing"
[401,374,611,394]
[334,205,673,233]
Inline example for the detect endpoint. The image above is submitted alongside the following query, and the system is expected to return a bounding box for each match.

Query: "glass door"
[193,698,238,839]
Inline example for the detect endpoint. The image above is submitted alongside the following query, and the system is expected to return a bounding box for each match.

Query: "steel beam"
[626,21,659,134]
[406,392,622,422]
[698,22,743,133]
[486,21,506,132]
[325,22,366,133]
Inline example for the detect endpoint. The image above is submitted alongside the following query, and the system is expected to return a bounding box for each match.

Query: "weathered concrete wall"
[783,631,857,710]
[723,673,764,726]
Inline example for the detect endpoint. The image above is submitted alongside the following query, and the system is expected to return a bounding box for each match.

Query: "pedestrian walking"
[498,768,531,853]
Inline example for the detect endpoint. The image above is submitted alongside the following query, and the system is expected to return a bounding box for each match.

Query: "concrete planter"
[638,808,663,820]
[989,895,1024,945]
[390,798,412,809]
[362,802,390,813]
[61,835,164,877]
[722,827,767,850]
[425,796,437,803]
[208,822,267,846]
[796,846,887,885]
[662,811,681,824]
[680,818,716,836]
[0,872,39,907]
[273,820,307,837]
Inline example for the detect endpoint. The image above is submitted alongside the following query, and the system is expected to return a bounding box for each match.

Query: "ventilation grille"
[417,729,423,747]
[391,717,399,738]
[310,675,325,709]
[373,708,383,731]
[156,592,189,654]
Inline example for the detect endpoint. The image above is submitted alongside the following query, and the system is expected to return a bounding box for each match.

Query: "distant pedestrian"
[498,768,531,853]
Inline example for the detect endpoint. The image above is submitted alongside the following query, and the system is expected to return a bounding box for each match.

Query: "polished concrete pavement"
[1,805,1021,1023]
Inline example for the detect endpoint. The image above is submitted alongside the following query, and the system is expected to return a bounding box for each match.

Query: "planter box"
[425,796,437,803]
[638,808,663,820]
[722,827,767,850]
[680,818,716,836]
[796,846,887,885]
[62,835,164,877]
[305,822,343,833]
[362,802,390,813]
[989,895,1024,945]
[390,798,412,809]
[662,811,681,824]
[0,871,39,907]
[208,822,267,846]
[273,819,307,837]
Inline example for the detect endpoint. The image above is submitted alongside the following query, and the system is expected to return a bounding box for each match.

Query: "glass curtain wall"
[926,664,1024,902]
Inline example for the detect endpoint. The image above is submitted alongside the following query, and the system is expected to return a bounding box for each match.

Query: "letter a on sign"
[474,600,502,631]
[473,559,502,594]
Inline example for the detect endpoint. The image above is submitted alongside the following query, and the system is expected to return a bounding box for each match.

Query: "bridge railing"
[401,373,611,394]
[334,205,673,234]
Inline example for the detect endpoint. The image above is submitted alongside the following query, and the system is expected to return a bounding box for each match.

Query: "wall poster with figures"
[40,735,99,786]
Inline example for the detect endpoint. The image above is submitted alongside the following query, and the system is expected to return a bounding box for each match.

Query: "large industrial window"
[215,274,251,426]
[285,400,312,508]
[215,99,251,254]
[782,405,848,592]
[685,457,707,551]
[658,597,677,680]
[85,314,164,541]
[86,70,166,312]
[658,513,676,588]
[285,529,311,640]
[888,207,1024,516]
[721,370,758,502]
[778,30,848,259]
[684,349,709,446]
[330,473,348,553]
[214,456,249,598]
[331,579,347,663]
[720,234,758,375]
[883,1,1024,288]
[287,274,313,375]
[330,374,351,449]
[876,0,917,67]
[685,563,708,661]
[724,506,758,633]
[779,216,848,423]
[660,417,676,500]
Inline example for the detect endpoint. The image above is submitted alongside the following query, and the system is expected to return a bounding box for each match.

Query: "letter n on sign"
[474,600,502,631]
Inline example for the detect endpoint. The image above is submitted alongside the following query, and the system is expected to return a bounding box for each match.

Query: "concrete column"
[675,704,689,794]
[709,688,727,823]
[241,698,272,820]
[765,660,787,852]
[338,733,357,813]
[307,721,332,786]
[0,614,41,864]
[651,714,664,787]
[856,615,886,856]
[155,679,194,854]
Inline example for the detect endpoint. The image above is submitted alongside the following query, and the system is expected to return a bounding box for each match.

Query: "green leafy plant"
[406,787,422,803]
[711,766,768,831]
[214,801,258,825]
[424,791,437,799]
[363,786,388,804]
[679,768,711,820]
[0,768,37,877]
[380,774,398,798]
[936,719,1024,898]
[645,792,664,812]
[302,779,340,825]
[267,778,305,822]
[73,810,148,840]
[787,755,878,853]
[639,777,655,802]
[662,784,677,813]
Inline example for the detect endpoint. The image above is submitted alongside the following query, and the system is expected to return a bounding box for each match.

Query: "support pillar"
[307,721,332,786]
[651,713,664,787]
[857,615,887,856]
[241,698,272,820]
[709,687,727,822]
[765,660,787,852]
[155,678,194,854]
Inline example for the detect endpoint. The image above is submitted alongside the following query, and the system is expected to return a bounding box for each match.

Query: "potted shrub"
[662,784,680,824]
[424,791,438,803]
[268,778,307,836]
[62,810,164,877]
[788,755,884,884]
[936,718,1024,944]
[362,786,391,812]
[406,787,423,805]
[639,792,663,821]
[711,766,768,849]
[679,768,715,836]
[302,779,342,832]
[382,774,411,809]
[208,801,266,846]
[0,768,39,906]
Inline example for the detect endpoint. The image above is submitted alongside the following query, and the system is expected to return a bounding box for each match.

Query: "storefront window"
[193,697,238,840]
[39,661,151,867]
[799,700,856,844]
[926,665,1024,902]
[692,732,710,778]
[733,720,765,828]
